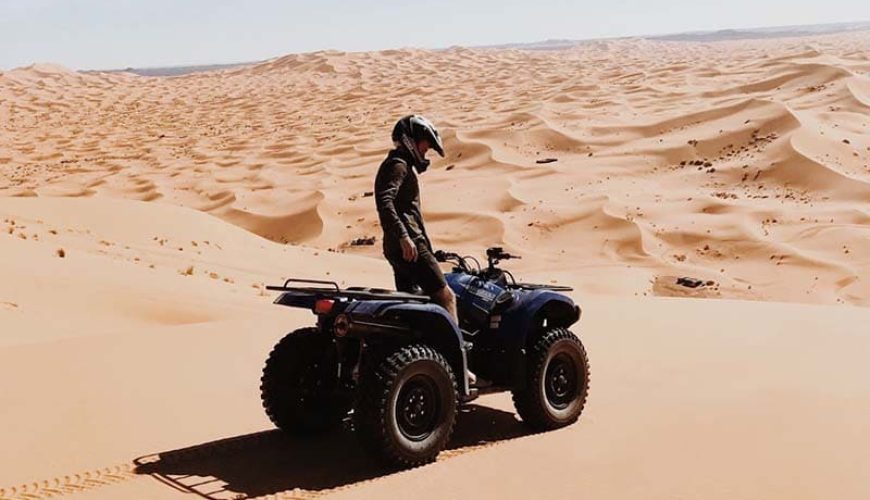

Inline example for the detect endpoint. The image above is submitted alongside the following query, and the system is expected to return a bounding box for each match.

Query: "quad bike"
[261,246,589,467]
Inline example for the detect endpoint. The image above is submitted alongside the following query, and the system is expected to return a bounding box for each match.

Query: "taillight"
[314,298,335,314]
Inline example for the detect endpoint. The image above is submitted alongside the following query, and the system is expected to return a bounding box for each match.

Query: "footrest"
[462,387,479,402]
[461,328,479,336]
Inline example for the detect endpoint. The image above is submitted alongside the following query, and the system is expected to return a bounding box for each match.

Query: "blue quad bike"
[261,247,589,467]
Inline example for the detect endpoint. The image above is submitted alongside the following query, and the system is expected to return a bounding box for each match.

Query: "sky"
[2,0,869,70]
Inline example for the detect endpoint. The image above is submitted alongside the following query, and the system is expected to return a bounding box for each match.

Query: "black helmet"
[391,115,444,172]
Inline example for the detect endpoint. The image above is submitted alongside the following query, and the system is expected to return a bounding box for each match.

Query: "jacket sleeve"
[375,160,410,241]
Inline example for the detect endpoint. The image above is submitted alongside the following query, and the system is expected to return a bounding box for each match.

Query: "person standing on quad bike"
[374,115,459,323]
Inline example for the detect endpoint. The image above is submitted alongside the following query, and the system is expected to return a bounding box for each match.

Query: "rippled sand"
[0,31,868,499]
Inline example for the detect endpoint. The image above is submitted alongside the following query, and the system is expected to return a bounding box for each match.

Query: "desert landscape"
[0,28,868,499]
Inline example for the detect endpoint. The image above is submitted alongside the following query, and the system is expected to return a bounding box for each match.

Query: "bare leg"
[430,285,458,324]
[429,285,476,385]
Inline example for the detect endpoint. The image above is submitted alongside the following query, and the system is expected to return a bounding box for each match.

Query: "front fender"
[497,290,580,341]
[496,290,581,387]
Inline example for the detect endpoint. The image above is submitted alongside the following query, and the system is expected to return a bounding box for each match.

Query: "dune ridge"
[3,32,867,305]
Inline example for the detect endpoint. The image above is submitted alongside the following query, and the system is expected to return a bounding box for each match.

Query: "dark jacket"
[374,148,432,258]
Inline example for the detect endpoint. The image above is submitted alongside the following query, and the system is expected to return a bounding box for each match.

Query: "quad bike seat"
[347,286,423,295]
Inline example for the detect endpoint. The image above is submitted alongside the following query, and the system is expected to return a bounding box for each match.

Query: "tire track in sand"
[0,464,136,499]
[0,413,535,499]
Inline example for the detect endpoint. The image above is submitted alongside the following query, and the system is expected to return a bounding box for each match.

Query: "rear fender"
[346,301,471,398]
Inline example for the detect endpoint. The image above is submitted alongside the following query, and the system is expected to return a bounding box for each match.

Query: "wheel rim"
[294,361,323,403]
[396,374,440,441]
[545,353,578,410]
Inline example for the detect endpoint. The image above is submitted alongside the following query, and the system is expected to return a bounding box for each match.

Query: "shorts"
[386,243,447,295]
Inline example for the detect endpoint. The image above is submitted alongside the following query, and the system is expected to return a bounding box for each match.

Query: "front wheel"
[512,327,590,430]
[355,344,458,467]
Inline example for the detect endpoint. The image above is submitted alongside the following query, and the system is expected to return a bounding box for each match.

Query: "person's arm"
[375,160,411,241]
[375,161,418,262]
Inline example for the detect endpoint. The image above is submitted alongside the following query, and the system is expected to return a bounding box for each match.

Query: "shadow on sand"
[133,404,532,499]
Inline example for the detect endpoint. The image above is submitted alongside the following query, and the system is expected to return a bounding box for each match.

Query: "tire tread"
[512,327,590,430]
[355,344,458,467]
[260,327,349,433]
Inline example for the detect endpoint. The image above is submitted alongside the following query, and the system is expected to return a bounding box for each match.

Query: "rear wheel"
[512,327,589,430]
[355,344,458,467]
[260,327,351,434]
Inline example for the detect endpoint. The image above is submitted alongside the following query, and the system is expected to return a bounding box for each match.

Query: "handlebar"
[436,247,521,263]
[486,246,521,261]
[438,246,573,290]
[433,250,454,263]
[435,246,523,277]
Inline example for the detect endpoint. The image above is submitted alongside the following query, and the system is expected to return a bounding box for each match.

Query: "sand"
[0,31,868,499]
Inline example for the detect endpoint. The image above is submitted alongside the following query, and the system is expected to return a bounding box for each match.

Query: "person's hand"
[400,236,418,262]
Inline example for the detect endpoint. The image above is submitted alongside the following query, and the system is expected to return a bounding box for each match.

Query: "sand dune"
[1,30,869,499]
[0,197,866,500]
[2,32,867,305]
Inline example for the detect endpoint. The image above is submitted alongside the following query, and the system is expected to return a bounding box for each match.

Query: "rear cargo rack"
[270,277,341,291]
[266,278,431,303]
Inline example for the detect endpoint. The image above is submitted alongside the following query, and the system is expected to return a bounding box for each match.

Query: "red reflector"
[314,299,335,314]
